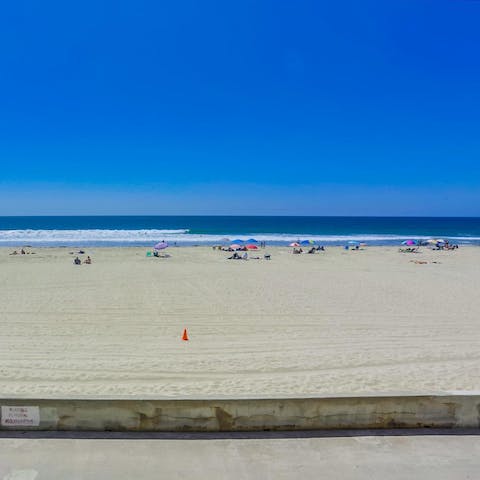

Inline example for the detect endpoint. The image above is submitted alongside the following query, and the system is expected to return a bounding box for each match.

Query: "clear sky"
[1,0,479,216]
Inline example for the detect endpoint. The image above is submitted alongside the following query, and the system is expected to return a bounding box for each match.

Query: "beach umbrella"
[348,240,360,245]
[246,244,258,250]
[230,244,242,250]
[426,239,439,245]
[246,238,258,243]
[232,239,244,244]
[154,241,168,250]
[300,240,315,246]
[402,240,417,246]
[220,237,230,243]
[289,242,301,247]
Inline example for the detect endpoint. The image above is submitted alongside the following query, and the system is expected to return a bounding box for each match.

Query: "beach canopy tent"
[246,238,258,243]
[154,242,168,250]
[289,242,301,247]
[402,240,418,246]
[246,244,258,250]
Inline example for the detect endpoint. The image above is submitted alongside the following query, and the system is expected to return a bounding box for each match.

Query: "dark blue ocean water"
[0,216,479,246]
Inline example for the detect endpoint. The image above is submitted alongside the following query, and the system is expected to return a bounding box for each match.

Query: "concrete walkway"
[1,431,479,479]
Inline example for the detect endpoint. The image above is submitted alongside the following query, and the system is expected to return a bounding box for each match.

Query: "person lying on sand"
[228,252,241,260]
[410,260,441,265]
[9,250,18,255]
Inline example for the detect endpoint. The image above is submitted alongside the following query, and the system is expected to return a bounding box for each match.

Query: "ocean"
[0,216,479,247]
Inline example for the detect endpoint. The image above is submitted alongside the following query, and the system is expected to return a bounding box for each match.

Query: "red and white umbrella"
[289,242,301,247]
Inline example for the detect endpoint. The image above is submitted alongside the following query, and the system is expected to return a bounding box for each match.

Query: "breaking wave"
[0,229,479,246]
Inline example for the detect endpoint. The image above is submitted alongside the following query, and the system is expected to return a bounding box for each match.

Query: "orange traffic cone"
[182,328,189,341]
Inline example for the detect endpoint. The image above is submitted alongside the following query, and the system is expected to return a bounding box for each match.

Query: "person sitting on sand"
[21,248,26,254]
[9,250,18,255]
[84,256,92,264]
[74,256,81,265]
[228,252,240,260]
[307,247,316,254]
[242,252,248,260]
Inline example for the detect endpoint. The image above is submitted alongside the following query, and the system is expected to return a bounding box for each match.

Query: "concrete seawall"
[1,395,479,432]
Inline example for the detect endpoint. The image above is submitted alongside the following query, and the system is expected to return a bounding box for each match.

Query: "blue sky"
[1,0,479,215]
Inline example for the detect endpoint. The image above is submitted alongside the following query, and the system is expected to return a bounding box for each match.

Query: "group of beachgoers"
[9,248,35,255]
[228,251,271,260]
[74,255,92,265]
[399,240,459,253]
[292,246,325,254]
[431,241,459,250]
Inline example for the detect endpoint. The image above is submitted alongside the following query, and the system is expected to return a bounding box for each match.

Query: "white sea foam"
[0,229,478,246]
[0,229,189,244]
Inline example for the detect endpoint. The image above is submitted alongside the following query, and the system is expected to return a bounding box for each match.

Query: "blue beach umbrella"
[232,239,244,244]
[300,240,315,246]
[246,238,258,243]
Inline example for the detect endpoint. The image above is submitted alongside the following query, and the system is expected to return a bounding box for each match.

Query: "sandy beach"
[1,245,479,398]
